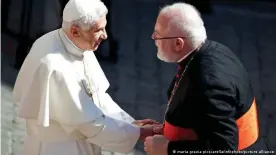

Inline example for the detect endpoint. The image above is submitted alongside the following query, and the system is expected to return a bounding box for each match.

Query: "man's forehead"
[155,14,168,32]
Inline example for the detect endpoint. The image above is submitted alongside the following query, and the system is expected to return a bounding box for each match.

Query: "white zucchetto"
[63,0,107,22]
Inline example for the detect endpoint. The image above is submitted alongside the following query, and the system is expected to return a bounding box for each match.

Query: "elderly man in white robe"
[12,0,158,155]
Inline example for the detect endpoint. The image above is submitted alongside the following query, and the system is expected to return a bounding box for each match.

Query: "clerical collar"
[58,29,86,58]
[177,40,208,67]
[177,50,194,63]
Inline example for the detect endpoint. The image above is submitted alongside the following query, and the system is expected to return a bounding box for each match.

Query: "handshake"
[133,119,169,155]
[132,119,163,141]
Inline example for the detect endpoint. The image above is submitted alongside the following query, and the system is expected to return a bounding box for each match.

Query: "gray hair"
[160,2,207,48]
[62,1,108,31]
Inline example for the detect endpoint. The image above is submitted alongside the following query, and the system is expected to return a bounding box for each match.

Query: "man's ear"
[175,38,184,52]
[70,25,81,37]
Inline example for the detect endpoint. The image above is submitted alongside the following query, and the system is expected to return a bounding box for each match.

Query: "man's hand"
[139,124,155,141]
[134,119,163,140]
[133,119,161,126]
[144,135,169,155]
[153,124,163,135]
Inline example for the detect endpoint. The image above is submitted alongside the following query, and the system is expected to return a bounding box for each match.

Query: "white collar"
[58,29,88,58]
[177,50,193,63]
[177,42,205,63]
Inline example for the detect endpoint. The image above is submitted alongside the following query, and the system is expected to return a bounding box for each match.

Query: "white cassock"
[12,29,140,155]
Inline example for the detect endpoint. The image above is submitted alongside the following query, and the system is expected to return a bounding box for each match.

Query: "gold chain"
[163,54,195,123]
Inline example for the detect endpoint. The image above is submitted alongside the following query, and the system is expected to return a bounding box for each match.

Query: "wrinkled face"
[152,15,185,62]
[71,16,107,51]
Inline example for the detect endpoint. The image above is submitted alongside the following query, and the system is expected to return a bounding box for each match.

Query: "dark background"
[1,0,276,154]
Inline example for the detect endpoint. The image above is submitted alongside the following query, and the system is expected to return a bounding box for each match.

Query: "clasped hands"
[133,119,169,155]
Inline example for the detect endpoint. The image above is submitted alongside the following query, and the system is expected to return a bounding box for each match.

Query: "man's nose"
[102,29,108,40]
[151,33,154,40]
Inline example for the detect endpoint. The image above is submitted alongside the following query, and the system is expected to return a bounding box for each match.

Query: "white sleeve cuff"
[78,115,140,153]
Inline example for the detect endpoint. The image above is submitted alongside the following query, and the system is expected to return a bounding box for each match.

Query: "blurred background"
[1,0,276,154]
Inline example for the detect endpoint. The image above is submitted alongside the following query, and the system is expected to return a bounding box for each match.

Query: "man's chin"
[92,41,102,51]
[157,53,169,62]
[92,45,99,51]
[157,55,176,63]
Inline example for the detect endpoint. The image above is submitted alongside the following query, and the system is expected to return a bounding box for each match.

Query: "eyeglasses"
[152,36,185,40]
[152,30,185,40]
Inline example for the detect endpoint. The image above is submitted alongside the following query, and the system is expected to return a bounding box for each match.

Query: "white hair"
[62,0,108,31]
[160,2,207,49]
